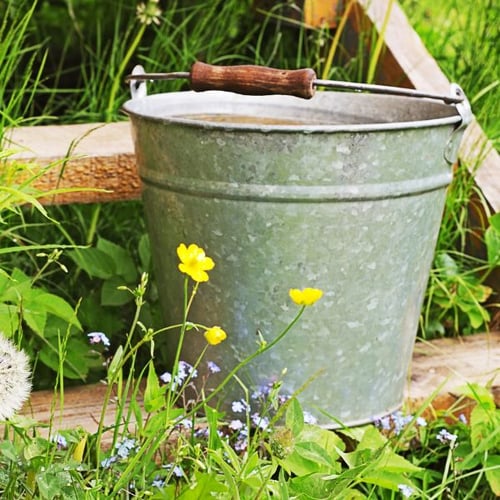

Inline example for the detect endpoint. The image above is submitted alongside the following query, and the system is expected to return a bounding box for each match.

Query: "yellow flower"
[177,243,215,282]
[289,287,323,306]
[204,326,227,345]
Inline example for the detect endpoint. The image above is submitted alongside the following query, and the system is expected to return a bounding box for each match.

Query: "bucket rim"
[122,90,462,133]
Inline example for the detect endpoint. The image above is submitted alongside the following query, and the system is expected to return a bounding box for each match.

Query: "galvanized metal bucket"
[123,64,470,426]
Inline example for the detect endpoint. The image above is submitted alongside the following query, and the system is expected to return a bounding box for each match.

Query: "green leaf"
[289,473,337,499]
[23,302,47,336]
[108,345,124,379]
[23,437,48,460]
[97,237,138,283]
[362,469,416,491]
[357,425,387,451]
[489,213,500,232]
[485,221,500,266]
[0,303,19,337]
[0,268,32,303]
[144,361,166,412]
[286,398,304,437]
[67,247,116,280]
[485,455,500,496]
[456,383,496,408]
[138,233,152,271]
[176,471,227,499]
[30,290,81,329]
[0,441,19,462]
[100,277,133,306]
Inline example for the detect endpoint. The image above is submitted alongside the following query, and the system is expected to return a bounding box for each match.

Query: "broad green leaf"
[0,303,19,337]
[176,471,227,499]
[23,303,47,336]
[286,397,304,437]
[362,469,416,491]
[489,213,500,232]
[375,449,422,474]
[100,277,133,306]
[204,404,224,451]
[289,473,337,499]
[30,290,81,329]
[0,441,19,462]
[357,425,387,451]
[0,268,32,303]
[38,335,89,380]
[97,237,138,283]
[456,383,496,408]
[485,455,500,495]
[67,247,116,280]
[485,222,500,266]
[23,437,47,460]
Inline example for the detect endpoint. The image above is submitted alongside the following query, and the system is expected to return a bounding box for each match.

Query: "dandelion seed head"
[0,335,31,420]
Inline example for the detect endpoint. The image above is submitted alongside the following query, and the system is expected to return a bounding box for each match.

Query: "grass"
[1,255,499,498]
[400,0,499,149]
[0,1,498,496]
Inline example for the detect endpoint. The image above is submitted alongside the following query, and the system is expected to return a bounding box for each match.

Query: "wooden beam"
[14,332,499,447]
[355,0,500,212]
[6,122,140,205]
[4,0,498,212]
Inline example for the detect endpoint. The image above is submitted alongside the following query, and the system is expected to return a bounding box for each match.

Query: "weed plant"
[2,244,499,498]
[2,0,498,351]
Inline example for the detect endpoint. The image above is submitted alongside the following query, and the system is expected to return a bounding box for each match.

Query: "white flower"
[436,428,458,447]
[0,335,31,420]
[398,484,414,498]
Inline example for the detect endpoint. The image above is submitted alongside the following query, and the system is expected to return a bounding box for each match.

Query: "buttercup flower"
[289,287,323,306]
[204,326,227,345]
[177,243,215,282]
[0,335,31,420]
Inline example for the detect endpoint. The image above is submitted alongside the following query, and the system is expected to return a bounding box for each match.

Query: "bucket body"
[123,91,462,426]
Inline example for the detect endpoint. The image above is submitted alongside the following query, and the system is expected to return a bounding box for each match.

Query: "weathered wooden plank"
[6,122,140,204]
[17,332,499,446]
[3,0,498,212]
[355,0,500,212]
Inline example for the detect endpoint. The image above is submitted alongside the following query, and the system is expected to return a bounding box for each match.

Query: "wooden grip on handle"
[190,62,316,99]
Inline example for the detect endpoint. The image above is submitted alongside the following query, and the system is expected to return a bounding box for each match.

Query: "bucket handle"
[127,63,472,164]
[444,83,473,164]
[127,62,467,105]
